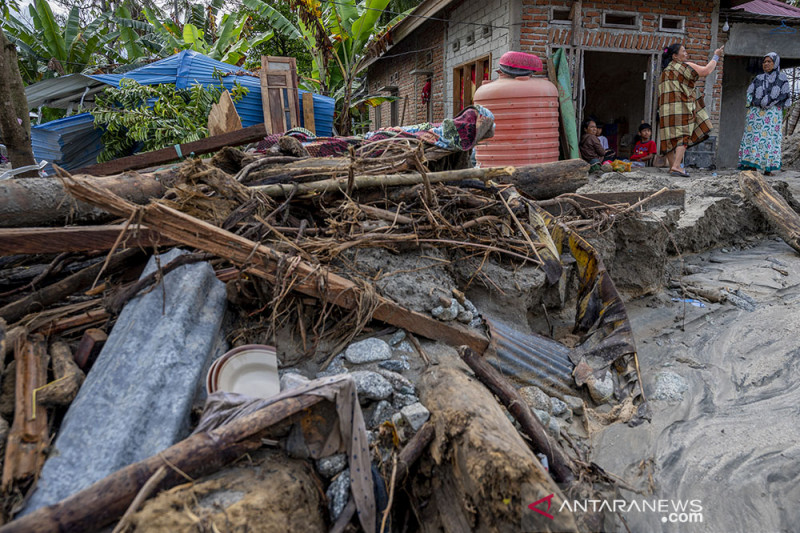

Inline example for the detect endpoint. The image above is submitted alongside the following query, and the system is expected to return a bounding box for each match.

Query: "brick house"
[366,0,800,168]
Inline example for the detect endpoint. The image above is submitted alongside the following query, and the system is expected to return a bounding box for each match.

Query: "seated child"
[630,123,657,167]
[579,119,615,167]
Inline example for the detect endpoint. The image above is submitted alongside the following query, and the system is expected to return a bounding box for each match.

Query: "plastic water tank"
[474,75,560,166]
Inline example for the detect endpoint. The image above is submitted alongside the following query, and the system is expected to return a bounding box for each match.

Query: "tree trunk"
[0,30,37,177]
[502,159,590,200]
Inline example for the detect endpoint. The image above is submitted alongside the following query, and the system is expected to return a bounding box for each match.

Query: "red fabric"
[630,140,657,161]
[498,51,543,72]
[421,80,431,104]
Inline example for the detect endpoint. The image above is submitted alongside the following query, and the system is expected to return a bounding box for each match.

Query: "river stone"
[350,371,393,401]
[431,299,460,321]
[24,249,227,514]
[376,369,414,392]
[316,454,347,479]
[344,338,393,364]
[393,392,419,409]
[586,371,615,404]
[401,402,430,432]
[379,359,408,372]
[280,372,310,392]
[520,386,552,413]
[327,468,351,521]
[370,400,396,428]
[316,353,348,378]
[533,409,551,427]
[550,397,569,418]
[563,395,585,416]
[652,371,689,402]
[388,330,407,346]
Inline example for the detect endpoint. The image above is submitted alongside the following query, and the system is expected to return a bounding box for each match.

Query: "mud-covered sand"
[592,233,800,532]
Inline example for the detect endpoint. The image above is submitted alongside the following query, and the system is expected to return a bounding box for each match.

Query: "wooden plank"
[2,334,49,490]
[76,123,268,176]
[73,328,108,370]
[0,225,176,255]
[207,90,242,137]
[302,91,316,134]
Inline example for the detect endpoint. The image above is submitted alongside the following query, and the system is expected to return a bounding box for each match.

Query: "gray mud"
[592,238,800,533]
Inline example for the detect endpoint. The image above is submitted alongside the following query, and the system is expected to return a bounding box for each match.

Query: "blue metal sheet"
[87,51,335,135]
[31,113,105,173]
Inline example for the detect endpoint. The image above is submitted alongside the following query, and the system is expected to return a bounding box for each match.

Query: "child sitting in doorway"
[630,123,657,167]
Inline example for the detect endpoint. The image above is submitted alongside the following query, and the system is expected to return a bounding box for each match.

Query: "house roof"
[730,0,800,19]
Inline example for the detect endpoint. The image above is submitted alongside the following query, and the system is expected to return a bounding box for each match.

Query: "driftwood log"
[0,393,324,533]
[0,175,166,228]
[502,159,590,200]
[2,334,49,490]
[739,170,800,254]
[459,346,575,483]
[37,341,84,406]
[0,248,142,325]
[416,365,578,532]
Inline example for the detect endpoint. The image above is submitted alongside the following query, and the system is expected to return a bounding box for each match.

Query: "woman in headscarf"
[658,43,724,177]
[738,53,792,175]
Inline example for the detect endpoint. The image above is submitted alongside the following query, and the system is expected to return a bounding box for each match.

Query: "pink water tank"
[474,75,560,166]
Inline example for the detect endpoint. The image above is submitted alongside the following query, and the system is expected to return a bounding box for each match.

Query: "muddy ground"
[587,168,800,533]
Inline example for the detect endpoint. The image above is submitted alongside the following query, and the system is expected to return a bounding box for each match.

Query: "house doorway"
[581,51,653,158]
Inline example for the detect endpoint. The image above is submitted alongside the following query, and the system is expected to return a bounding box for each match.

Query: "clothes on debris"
[256,105,495,158]
[739,53,791,173]
[657,60,713,155]
[194,374,375,533]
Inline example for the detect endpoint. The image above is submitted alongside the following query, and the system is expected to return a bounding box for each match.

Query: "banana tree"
[245,0,409,135]
[2,0,118,83]
[139,1,274,65]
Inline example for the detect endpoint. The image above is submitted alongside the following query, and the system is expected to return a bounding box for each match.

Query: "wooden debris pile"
[0,133,661,529]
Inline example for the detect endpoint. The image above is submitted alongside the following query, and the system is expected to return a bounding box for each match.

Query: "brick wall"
[444,0,510,117]
[521,0,724,126]
[367,18,446,129]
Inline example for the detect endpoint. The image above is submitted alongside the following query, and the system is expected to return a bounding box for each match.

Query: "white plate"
[216,349,280,399]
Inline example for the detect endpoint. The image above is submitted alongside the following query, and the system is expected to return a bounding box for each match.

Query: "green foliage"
[92,75,247,162]
[3,0,119,84]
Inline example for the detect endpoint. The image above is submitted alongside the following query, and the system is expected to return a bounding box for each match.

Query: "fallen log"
[0,249,142,325]
[61,173,490,356]
[501,159,590,200]
[2,334,49,490]
[417,365,578,532]
[0,175,164,228]
[76,123,269,176]
[37,341,84,406]
[459,346,575,483]
[251,166,515,197]
[739,170,800,254]
[0,225,176,255]
[0,393,323,533]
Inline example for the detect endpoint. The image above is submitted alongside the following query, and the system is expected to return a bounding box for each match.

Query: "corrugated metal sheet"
[25,74,105,110]
[88,50,336,136]
[732,0,800,18]
[31,112,104,174]
[484,318,576,400]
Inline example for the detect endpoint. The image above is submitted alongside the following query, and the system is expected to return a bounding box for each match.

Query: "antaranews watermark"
[521,484,704,532]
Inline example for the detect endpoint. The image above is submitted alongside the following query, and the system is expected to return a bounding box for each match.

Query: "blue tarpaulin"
[89,50,335,136]
[31,112,104,173]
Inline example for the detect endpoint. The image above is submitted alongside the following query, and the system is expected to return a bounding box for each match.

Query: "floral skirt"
[738,106,783,172]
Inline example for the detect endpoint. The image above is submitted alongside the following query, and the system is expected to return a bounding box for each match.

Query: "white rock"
[344,338,393,364]
[401,402,430,432]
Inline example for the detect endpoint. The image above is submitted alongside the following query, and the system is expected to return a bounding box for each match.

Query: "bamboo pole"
[251,166,515,197]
